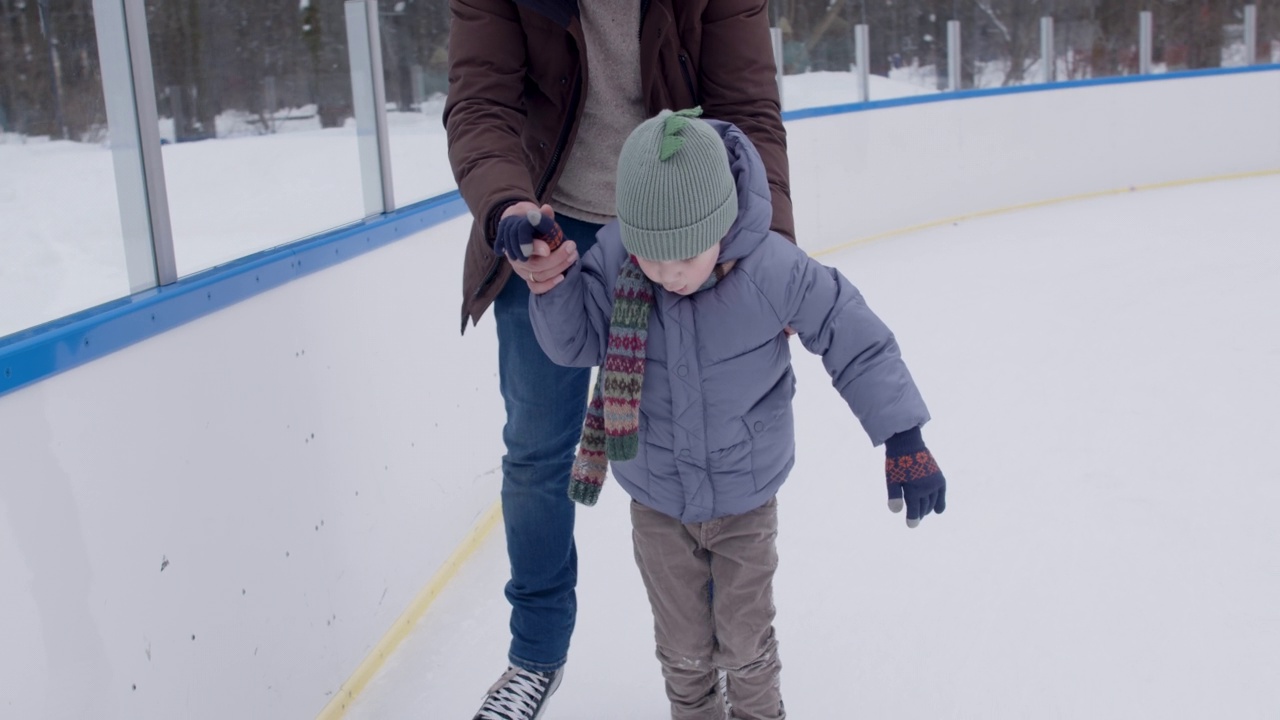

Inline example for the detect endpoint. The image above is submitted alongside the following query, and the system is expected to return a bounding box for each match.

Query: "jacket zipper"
[638,0,693,102]
[638,0,651,39]
[678,53,697,101]
[472,74,583,302]
[473,257,502,303]
[534,73,582,200]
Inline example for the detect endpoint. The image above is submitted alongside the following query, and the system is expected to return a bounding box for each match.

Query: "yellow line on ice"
[315,499,503,720]
[811,167,1280,258]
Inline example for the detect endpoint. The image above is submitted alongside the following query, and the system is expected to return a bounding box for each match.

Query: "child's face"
[635,242,721,296]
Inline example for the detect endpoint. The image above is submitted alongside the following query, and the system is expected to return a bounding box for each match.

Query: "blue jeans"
[492,214,602,672]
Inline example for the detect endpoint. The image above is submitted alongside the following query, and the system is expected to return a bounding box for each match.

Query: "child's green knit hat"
[615,107,738,261]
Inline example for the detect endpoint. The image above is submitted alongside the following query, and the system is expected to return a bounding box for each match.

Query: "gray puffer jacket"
[531,120,929,523]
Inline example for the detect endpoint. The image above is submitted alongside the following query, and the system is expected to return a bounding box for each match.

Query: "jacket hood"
[704,119,774,264]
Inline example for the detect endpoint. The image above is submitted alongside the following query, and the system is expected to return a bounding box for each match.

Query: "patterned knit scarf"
[569,257,730,506]
[569,256,653,506]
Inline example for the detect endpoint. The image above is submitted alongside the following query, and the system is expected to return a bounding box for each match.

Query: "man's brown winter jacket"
[445,0,794,332]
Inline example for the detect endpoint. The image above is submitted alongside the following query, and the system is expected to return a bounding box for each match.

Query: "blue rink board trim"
[781,63,1280,121]
[0,192,468,398]
[2,64,1278,399]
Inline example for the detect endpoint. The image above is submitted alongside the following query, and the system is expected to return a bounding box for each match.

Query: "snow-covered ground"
[344,173,1280,719]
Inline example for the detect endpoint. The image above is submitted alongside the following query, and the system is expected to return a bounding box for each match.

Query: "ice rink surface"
[348,173,1280,719]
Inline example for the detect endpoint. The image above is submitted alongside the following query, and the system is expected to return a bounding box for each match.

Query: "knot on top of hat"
[658,106,705,161]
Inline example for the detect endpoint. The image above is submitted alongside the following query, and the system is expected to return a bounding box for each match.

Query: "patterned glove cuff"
[885,448,941,485]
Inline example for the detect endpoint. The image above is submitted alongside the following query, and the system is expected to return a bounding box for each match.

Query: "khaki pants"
[631,498,785,720]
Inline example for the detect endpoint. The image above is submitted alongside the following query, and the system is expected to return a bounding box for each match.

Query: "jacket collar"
[514,0,579,28]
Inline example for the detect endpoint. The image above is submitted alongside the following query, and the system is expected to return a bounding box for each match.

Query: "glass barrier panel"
[1222,3,1251,68]
[1083,4,1141,79]
[769,0,944,108]
[379,2,455,209]
[967,5,1000,89]
[1151,3,1232,72]
[0,1,134,339]
[146,0,366,277]
[866,5,949,97]
[763,3,1270,107]
[959,4,1060,89]
[873,7,949,95]
[1266,4,1280,63]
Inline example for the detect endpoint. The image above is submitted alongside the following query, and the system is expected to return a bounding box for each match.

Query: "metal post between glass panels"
[1139,11,1154,75]
[345,0,395,218]
[1244,5,1258,66]
[1041,17,1055,84]
[92,0,176,292]
[854,24,870,103]
[947,20,962,92]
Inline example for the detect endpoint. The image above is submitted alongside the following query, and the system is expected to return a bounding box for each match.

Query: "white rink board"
[789,71,1280,252]
[0,214,505,719]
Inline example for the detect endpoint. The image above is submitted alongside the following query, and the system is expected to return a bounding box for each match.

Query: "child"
[500,108,946,719]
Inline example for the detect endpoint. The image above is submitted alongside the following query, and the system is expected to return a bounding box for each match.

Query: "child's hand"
[884,427,946,528]
[495,203,564,261]
[495,203,577,294]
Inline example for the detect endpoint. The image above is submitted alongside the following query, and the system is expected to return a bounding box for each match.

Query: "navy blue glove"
[494,208,563,262]
[884,426,946,528]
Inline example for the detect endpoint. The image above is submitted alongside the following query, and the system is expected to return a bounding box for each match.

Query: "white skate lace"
[474,666,557,720]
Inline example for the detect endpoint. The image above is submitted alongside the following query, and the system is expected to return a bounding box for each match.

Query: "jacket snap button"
[680,449,690,458]
[753,421,764,433]
[677,365,688,377]
[560,76,568,85]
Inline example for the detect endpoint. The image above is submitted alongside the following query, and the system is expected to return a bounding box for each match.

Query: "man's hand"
[496,202,578,295]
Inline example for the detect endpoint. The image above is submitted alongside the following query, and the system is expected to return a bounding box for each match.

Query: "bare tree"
[1158,0,1227,70]
[972,0,1047,85]
[0,0,18,133]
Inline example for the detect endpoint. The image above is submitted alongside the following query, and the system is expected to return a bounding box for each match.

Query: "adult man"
[444,1,793,716]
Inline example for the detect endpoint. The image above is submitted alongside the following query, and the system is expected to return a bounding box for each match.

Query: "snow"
[345,172,1280,719]
[784,70,936,105]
